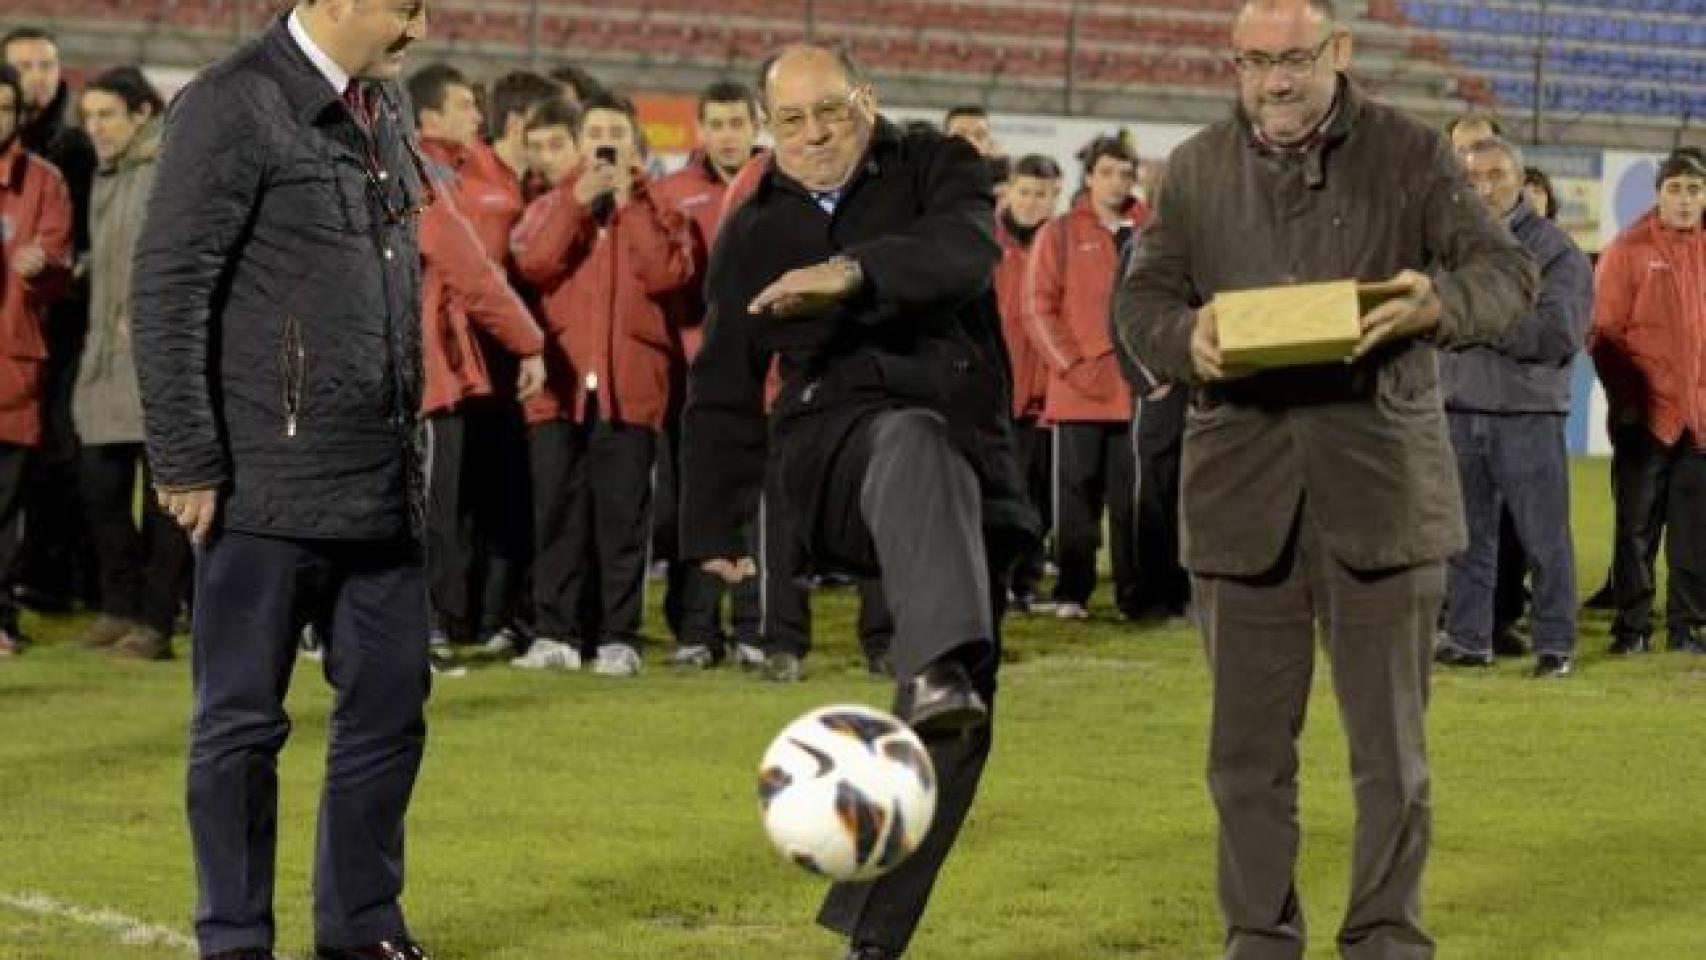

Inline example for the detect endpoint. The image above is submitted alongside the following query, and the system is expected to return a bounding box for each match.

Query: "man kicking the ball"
[680,43,1034,960]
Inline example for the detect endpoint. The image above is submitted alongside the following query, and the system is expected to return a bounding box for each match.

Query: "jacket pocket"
[281,315,306,438]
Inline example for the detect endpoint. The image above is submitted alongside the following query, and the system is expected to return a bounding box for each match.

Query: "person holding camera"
[509,91,694,676]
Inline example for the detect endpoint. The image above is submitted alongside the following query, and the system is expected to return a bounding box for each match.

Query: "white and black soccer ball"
[757,703,938,882]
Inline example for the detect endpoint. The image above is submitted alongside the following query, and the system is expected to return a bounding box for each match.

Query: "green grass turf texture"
[2,457,1703,959]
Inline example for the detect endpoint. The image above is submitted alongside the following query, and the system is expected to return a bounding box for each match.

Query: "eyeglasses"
[1231,34,1336,78]
[767,87,863,139]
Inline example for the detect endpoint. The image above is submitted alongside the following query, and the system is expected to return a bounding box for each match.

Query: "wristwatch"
[827,254,864,292]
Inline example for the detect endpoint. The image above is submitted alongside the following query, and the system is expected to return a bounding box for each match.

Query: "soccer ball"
[757,704,938,882]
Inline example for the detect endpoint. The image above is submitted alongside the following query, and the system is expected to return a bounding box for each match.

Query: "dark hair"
[524,97,582,136]
[1080,135,1137,174]
[576,90,637,136]
[1445,110,1503,138]
[698,80,758,121]
[901,119,938,138]
[405,63,469,123]
[1522,165,1558,219]
[549,63,606,104]
[488,70,559,141]
[943,105,988,128]
[0,64,21,121]
[1013,154,1063,180]
[1656,147,1706,190]
[757,44,869,104]
[1,26,56,53]
[83,66,165,117]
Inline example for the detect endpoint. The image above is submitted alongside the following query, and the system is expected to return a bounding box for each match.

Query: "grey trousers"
[1194,504,1440,960]
[816,409,1006,954]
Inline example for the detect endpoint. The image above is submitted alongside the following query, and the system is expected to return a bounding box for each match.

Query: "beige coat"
[74,119,160,446]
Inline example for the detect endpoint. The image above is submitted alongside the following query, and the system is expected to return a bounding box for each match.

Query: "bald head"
[1232,0,1348,146]
[760,44,878,192]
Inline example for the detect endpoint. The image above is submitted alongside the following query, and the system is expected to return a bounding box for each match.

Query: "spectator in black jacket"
[131,3,435,958]
[681,44,1032,960]
[1434,135,1593,677]
[3,26,98,613]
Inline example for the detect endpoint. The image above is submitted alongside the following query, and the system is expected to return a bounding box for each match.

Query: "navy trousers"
[1443,412,1577,657]
[187,531,430,955]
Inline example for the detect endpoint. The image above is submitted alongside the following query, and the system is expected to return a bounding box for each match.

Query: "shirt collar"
[288,7,350,96]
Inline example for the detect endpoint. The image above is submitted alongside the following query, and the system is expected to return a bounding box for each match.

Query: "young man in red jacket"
[0,64,72,655]
[1024,136,1148,621]
[409,65,547,666]
[510,91,695,675]
[650,81,767,669]
[994,154,1063,611]
[1591,147,1706,655]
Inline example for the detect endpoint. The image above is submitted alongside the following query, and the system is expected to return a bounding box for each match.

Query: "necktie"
[342,81,371,128]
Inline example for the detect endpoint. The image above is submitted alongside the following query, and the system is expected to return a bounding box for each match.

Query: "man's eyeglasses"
[1231,34,1336,78]
[768,87,863,139]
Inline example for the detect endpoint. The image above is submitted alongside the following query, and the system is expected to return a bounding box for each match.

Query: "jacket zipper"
[282,314,305,437]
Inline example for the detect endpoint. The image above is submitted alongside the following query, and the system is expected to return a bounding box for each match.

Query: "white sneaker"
[731,642,767,670]
[480,626,522,657]
[299,623,324,661]
[1055,602,1091,621]
[592,642,642,677]
[510,638,581,672]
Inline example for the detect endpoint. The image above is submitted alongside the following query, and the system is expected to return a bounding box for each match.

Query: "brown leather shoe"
[111,626,173,661]
[78,614,139,649]
[315,939,431,960]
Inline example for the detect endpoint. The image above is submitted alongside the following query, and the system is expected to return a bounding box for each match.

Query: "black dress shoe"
[204,951,275,960]
[1608,633,1652,655]
[903,659,988,735]
[843,943,901,960]
[1667,626,1706,653]
[1530,654,1573,678]
[315,940,431,960]
[1433,646,1494,667]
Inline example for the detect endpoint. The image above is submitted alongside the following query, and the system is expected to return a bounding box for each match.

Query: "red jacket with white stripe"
[510,171,695,429]
[0,141,74,446]
[995,215,1049,420]
[1023,195,1147,424]
[418,190,544,417]
[1590,211,1706,447]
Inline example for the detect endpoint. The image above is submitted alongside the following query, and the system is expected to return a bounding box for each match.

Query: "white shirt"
[287,8,350,96]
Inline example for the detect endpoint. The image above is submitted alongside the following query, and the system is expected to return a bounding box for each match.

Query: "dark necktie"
[342,81,371,129]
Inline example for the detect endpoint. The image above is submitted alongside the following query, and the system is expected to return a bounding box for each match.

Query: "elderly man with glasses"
[1117,0,1535,957]
[680,43,1033,960]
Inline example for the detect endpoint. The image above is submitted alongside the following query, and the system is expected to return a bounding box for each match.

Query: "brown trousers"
[1194,503,1442,960]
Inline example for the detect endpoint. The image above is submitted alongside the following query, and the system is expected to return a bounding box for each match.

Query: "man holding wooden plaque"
[1114,1,1536,957]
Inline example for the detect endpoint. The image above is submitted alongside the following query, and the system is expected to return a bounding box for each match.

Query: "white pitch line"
[0,890,198,953]
[0,890,304,959]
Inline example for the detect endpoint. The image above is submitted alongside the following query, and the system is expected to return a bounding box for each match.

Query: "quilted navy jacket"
[133,17,427,541]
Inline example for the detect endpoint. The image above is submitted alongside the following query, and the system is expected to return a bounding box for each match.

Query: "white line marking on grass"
[0,890,302,958]
[0,890,198,953]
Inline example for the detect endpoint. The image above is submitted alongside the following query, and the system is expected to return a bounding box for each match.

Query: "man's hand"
[1190,303,1254,383]
[516,354,547,400]
[1353,270,1441,361]
[1062,359,1115,401]
[13,242,47,279]
[702,557,758,584]
[156,485,220,546]
[573,162,618,205]
[748,259,862,318]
